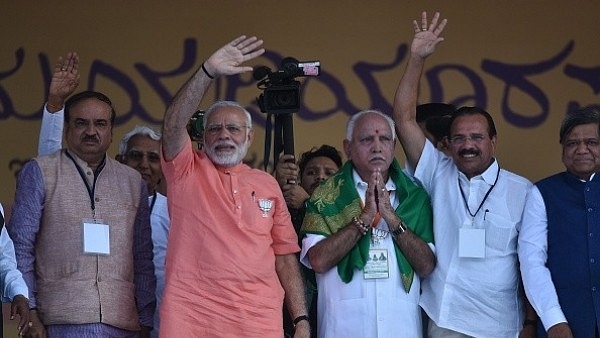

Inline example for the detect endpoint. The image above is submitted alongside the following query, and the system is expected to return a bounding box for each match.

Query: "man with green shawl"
[299,109,435,338]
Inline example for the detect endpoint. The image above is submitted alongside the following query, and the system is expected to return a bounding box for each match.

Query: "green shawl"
[300,159,433,292]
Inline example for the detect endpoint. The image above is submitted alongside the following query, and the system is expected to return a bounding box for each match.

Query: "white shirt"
[150,192,170,338]
[0,203,29,302]
[300,170,424,338]
[38,104,64,156]
[412,141,531,338]
[518,185,567,330]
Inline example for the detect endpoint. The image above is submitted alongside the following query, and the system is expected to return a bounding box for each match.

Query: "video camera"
[254,57,320,170]
[254,57,320,114]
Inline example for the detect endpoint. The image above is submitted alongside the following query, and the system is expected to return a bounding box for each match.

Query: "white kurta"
[413,141,531,338]
[301,171,425,338]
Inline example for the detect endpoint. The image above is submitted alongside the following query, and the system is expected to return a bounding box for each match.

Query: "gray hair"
[345,109,396,141]
[203,100,252,128]
[118,125,162,156]
[559,107,600,144]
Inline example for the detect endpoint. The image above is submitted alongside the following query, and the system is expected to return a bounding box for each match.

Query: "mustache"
[82,135,100,143]
[212,140,237,149]
[458,148,480,156]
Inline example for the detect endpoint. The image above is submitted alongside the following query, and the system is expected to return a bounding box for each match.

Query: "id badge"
[363,249,389,279]
[458,227,485,258]
[83,219,110,255]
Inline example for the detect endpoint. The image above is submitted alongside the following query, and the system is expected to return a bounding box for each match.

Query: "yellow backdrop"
[2,1,600,335]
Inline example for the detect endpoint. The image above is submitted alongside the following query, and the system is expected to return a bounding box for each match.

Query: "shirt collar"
[459,158,499,184]
[217,161,248,174]
[352,169,396,192]
[577,172,596,182]
[480,158,500,185]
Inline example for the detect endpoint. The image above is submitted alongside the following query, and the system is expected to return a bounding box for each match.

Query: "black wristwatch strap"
[293,314,309,327]
[390,219,407,236]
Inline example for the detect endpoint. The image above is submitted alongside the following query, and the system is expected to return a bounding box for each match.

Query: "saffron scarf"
[301,159,433,292]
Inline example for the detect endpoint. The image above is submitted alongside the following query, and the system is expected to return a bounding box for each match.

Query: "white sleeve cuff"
[540,305,567,332]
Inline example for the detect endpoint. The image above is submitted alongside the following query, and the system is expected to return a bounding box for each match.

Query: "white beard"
[205,139,249,167]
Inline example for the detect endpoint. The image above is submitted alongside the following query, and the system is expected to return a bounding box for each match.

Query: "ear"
[247,128,255,145]
[490,135,498,152]
[343,139,352,159]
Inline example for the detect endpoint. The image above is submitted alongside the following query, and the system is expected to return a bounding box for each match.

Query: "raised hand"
[204,35,265,78]
[410,12,448,59]
[372,169,395,222]
[361,172,380,226]
[48,52,80,111]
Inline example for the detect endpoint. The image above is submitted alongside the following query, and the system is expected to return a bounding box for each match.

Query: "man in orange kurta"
[159,35,310,338]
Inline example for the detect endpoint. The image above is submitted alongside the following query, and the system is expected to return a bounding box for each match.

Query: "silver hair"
[345,109,397,141]
[118,125,162,156]
[203,100,252,128]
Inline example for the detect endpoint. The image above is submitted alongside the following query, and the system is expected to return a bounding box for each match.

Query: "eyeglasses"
[563,138,600,149]
[449,134,486,145]
[125,150,161,163]
[205,123,250,136]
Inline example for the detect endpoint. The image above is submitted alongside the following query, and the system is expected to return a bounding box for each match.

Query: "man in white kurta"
[300,110,435,338]
[393,12,532,337]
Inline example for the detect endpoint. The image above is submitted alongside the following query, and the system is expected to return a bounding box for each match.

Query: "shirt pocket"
[484,211,517,255]
[241,198,275,236]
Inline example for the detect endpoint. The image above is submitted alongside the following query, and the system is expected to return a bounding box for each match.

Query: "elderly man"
[394,11,534,338]
[520,107,600,338]
[159,35,309,337]
[9,89,156,338]
[116,126,168,338]
[299,109,435,338]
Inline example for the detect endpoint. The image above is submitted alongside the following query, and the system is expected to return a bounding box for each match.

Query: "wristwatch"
[390,219,407,237]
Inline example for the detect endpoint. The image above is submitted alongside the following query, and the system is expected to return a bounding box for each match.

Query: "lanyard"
[458,165,500,220]
[65,150,105,219]
[149,192,157,214]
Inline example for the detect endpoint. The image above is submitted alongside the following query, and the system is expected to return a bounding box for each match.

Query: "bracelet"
[390,218,407,237]
[352,217,370,236]
[523,319,537,327]
[201,63,215,79]
[46,102,63,111]
[293,314,309,327]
